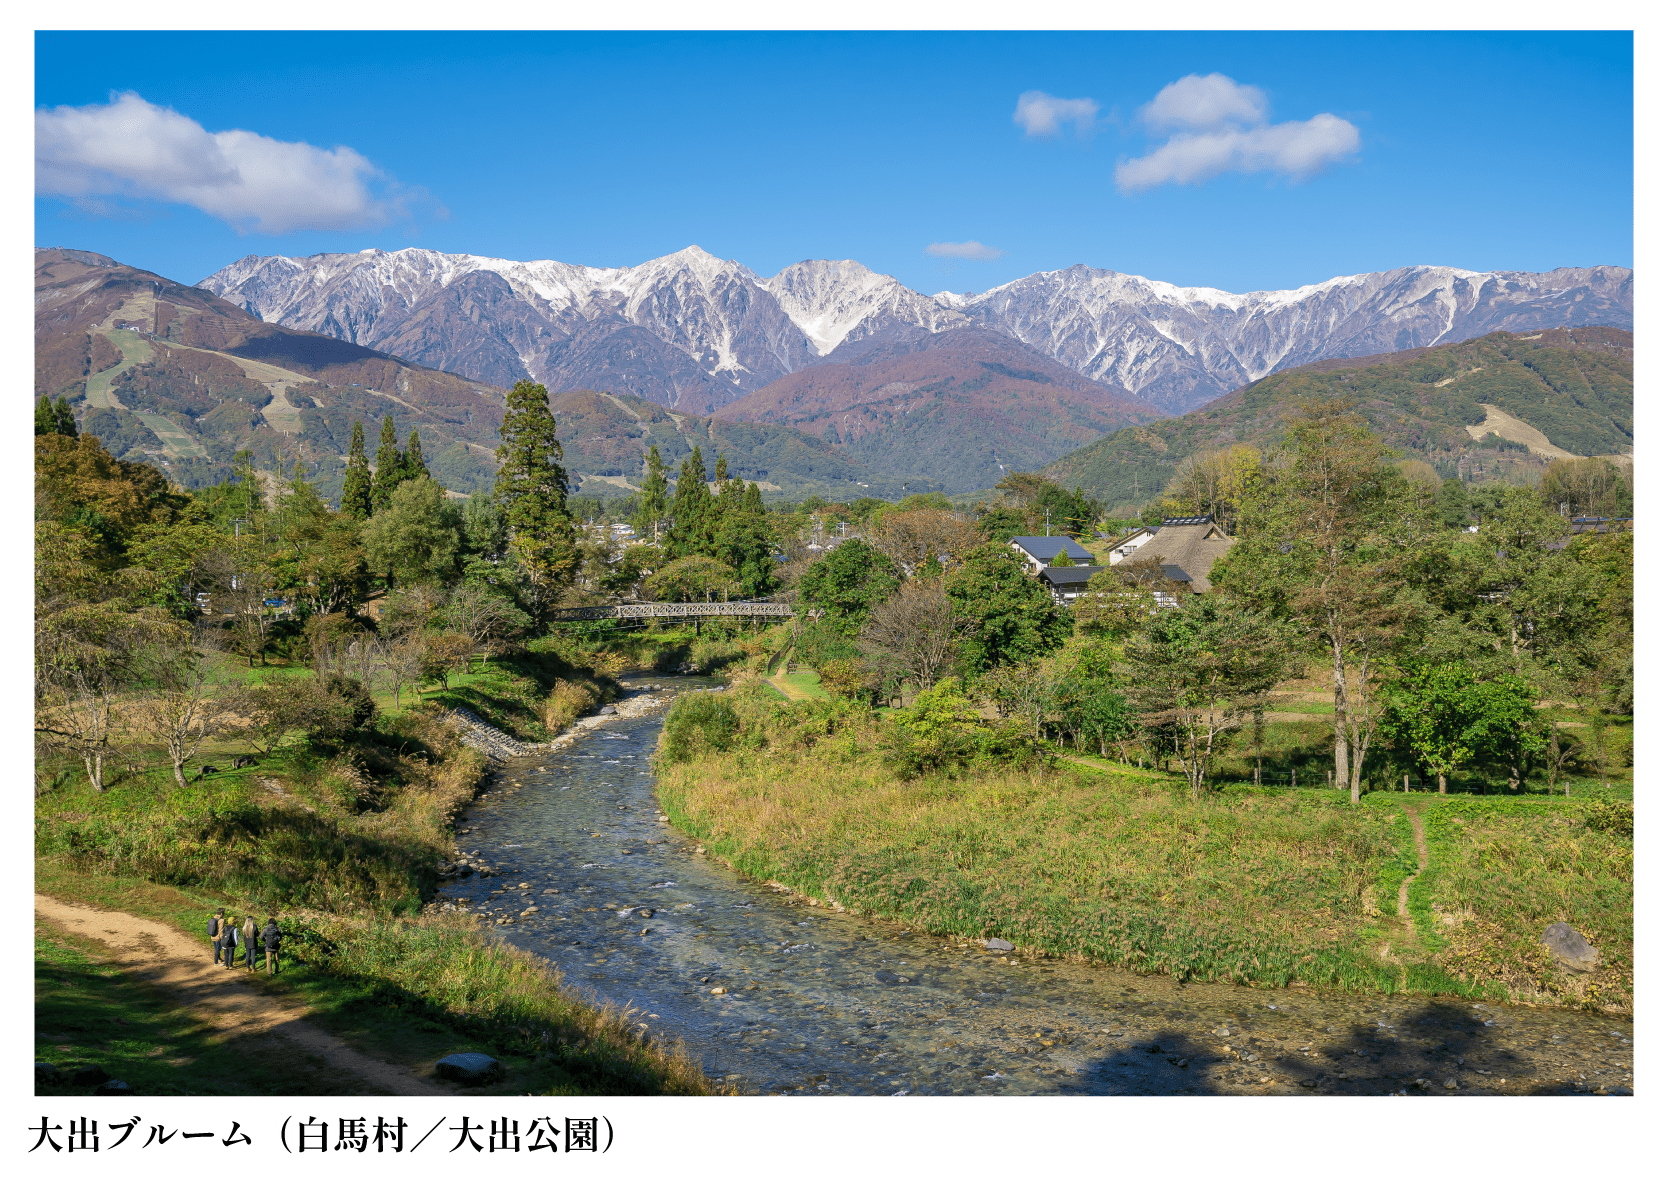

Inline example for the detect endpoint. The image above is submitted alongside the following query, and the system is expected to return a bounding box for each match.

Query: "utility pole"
[1045,508,1051,537]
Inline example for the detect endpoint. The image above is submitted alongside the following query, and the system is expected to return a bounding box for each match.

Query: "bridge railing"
[546,601,798,622]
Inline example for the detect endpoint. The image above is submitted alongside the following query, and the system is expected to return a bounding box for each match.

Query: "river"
[438,675,1632,1097]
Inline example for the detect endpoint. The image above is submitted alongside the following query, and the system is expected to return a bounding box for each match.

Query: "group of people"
[207,909,283,974]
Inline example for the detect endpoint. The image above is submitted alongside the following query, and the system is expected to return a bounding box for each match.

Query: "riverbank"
[654,684,1633,1013]
[36,666,714,1095]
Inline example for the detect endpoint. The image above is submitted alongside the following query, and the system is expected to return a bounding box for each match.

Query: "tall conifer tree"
[632,444,669,540]
[405,429,428,481]
[493,380,576,598]
[370,415,404,514]
[666,446,712,559]
[340,419,373,522]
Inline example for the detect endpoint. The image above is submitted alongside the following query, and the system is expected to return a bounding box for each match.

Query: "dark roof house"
[1106,516,1234,594]
[1038,563,1105,605]
[1009,535,1095,574]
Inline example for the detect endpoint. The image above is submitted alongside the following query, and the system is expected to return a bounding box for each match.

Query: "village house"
[1008,535,1095,575]
[1008,536,1104,606]
[1105,516,1234,594]
[1037,563,1102,605]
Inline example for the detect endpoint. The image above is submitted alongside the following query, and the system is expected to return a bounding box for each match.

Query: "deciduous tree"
[943,541,1071,672]
[1124,597,1294,798]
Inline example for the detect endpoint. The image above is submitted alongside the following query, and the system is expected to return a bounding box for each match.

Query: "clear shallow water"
[441,676,1633,1097]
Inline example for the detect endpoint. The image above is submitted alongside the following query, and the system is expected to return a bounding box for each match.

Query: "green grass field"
[657,691,1633,1012]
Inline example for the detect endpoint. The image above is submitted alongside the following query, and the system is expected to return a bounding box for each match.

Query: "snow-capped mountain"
[201,248,1632,416]
[945,264,1634,413]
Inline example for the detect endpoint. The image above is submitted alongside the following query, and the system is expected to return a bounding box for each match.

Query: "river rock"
[35,1062,61,1087]
[72,1065,109,1086]
[874,970,911,985]
[985,939,1015,953]
[599,706,617,715]
[95,1079,133,1096]
[1541,922,1601,973]
[436,1052,501,1083]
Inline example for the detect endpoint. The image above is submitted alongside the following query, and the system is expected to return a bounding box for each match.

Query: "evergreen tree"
[35,396,77,437]
[493,379,576,597]
[339,419,373,522]
[632,444,669,540]
[370,415,404,514]
[405,429,428,482]
[665,446,713,559]
[715,477,778,597]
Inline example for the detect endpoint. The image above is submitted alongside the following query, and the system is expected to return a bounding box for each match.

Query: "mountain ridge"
[1041,326,1633,511]
[714,326,1157,493]
[200,246,1631,418]
[34,248,911,503]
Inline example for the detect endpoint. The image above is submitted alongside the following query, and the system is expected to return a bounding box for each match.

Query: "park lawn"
[657,699,1633,1011]
[769,670,830,702]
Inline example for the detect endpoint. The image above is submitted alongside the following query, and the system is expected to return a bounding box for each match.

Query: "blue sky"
[35,31,1632,295]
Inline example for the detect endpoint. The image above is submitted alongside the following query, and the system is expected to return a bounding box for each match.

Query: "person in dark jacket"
[220,918,241,969]
[242,915,259,971]
[208,908,226,964]
[261,917,282,975]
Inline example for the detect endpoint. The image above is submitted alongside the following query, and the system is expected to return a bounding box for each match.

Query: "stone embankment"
[447,683,676,763]
[448,707,547,761]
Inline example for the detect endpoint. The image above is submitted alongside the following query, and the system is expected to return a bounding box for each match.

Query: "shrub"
[690,637,747,675]
[1584,800,1633,838]
[319,674,377,733]
[816,658,874,700]
[660,693,741,764]
[880,679,987,778]
[542,679,601,732]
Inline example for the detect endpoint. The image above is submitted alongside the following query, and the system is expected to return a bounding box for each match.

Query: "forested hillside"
[1044,328,1631,512]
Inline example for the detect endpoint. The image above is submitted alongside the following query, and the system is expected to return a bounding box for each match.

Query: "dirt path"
[1396,806,1430,937]
[35,893,448,1096]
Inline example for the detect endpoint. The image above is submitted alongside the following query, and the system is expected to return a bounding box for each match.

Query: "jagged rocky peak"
[199,249,1631,416]
[766,259,966,356]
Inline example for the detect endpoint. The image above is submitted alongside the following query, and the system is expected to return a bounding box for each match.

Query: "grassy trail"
[36,892,445,1095]
[1396,803,1431,938]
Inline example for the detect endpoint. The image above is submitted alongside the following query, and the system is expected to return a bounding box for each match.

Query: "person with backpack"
[261,916,282,976]
[242,915,259,971]
[207,908,226,964]
[220,917,239,969]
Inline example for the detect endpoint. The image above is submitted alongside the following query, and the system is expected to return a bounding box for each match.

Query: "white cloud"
[1013,91,1100,139]
[1116,74,1360,193]
[924,240,1005,261]
[35,92,414,234]
[1139,73,1268,132]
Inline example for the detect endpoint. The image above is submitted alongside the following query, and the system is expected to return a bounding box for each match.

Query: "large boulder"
[985,938,1015,953]
[1541,922,1601,973]
[34,1062,61,1088]
[71,1065,109,1087]
[94,1079,133,1096]
[435,1052,501,1084]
